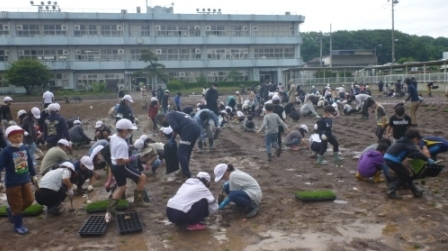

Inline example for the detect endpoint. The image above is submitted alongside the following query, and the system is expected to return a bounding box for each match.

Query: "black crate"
[164,143,179,174]
[412,164,444,180]
[78,215,107,237]
[116,212,143,234]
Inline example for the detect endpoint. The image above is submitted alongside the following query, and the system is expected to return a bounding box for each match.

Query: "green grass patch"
[425,106,437,111]
[443,108,448,113]
[85,199,129,213]
[409,159,427,174]
[0,204,43,216]
[294,190,336,201]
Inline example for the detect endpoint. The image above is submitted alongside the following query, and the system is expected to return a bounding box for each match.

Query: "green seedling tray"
[294,190,336,202]
[409,159,444,180]
[86,199,129,214]
[409,159,427,174]
[0,204,44,217]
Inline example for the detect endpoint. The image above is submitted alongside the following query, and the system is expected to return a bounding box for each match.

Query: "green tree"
[197,74,208,88]
[396,57,417,64]
[227,69,242,84]
[135,49,169,83]
[3,59,52,95]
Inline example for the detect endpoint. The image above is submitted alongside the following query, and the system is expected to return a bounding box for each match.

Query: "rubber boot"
[409,182,424,198]
[133,189,151,208]
[12,215,28,235]
[107,198,119,216]
[276,147,282,157]
[333,152,344,161]
[267,153,272,162]
[197,141,203,152]
[373,171,385,183]
[208,139,215,151]
[246,200,259,218]
[387,180,403,199]
[355,172,366,181]
[6,207,13,223]
[317,155,327,165]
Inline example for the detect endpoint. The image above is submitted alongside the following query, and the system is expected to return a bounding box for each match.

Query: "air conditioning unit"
[179,72,185,77]
[155,49,162,54]
[61,25,68,30]
[195,49,201,54]
[18,50,24,55]
[74,25,80,30]
[253,26,258,31]
[194,25,200,30]
[117,25,123,31]
[242,26,248,31]
[155,25,161,31]
[63,50,69,55]
[3,25,9,30]
[205,26,211,31]
[118,49,124,54]
[75,50,81,55]
[4,50,10,56]
[16,25,23,31]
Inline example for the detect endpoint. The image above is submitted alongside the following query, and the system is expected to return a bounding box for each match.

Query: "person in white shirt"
[309,124,322,157]
[42,90,54,108]
[214,163,262,218]
[34,162,76,215]
[355,93,371,110]
[106,119,149,222]
[166,172,218,231]
[235,110,245,123]
[337,85,346,100]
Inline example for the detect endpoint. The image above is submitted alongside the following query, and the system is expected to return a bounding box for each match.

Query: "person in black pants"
[361,97,375,119]
[205,84,219,115]
[384,129,434,199]
[316,105,343,165]
[156,111,201,180]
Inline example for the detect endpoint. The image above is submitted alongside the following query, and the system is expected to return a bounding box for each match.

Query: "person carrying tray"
[384,129,435,200]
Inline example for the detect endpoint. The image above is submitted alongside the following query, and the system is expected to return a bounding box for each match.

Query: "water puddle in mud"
[245,221,386,251]
[334,200,348,204]
[213,228,229,243]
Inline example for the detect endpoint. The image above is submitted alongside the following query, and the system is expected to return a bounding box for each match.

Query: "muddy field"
[1,93,448,251]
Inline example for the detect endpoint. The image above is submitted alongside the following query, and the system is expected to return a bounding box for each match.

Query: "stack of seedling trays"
[0,204,43,217]
[78,215,107,237]
[164,143,180,174]
[116,212,144,234]
[294,190,336,202]
[85,199,129,214]
[409,159,445,180]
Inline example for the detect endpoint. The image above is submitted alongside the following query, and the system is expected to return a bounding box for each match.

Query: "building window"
[18,49,69,61]
[253,24,294,37]
[254,46,295,59]
[130,49,143,60]
[206,70,248,82]
[155,48,195,60]
[0,76,9,88]
[206,48,249,60]
[74,24,98,36]
[205,24,249,37]
[155,24,200,37]
[42,24,67,36]
[75,49,100,61]
[100,24,123,37]
[129,24,150,36]
[76,73,124,90]
[0,50,9,61]
[0,24,9,36]
[166,71,201,82]
[16,24,41,37]
[100,49,124,61]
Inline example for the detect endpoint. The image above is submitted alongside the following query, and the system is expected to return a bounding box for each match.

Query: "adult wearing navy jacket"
[404,78,420,127]
[156,111,201,179]
[44,103,69,148]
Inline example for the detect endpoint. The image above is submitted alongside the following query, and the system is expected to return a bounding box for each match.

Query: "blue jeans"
[382,163,392,183]
[151,158,162,172]
[265,133,278,154]
[285,138,300,147]
[26,143,37,163]
[223,183,251,208]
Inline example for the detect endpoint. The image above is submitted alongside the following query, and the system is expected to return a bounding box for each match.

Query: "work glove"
[428,158,435,165]
[72,184,78,191]
[129,155,137,163]
[87,185,93,192]
[67,189,74,197]
[321,134,328,141]
[219,197,231,210]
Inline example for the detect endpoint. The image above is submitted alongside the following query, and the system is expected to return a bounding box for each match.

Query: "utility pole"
[320,32,323,67]
[390,0,399,64]
[330,24,332,68]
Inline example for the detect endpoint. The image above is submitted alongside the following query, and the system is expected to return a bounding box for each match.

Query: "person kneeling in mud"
[133,139,161,174]
[308,124,322,157]
[284,124,311,151]
[356,143,391,184]
[214,163,262,218]
[384,129,435,199]
[243,115,255,132]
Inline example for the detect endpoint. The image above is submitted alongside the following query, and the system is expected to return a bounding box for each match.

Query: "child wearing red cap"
[0,125,37,235]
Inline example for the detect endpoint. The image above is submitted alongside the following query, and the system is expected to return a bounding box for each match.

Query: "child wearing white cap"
[70,156,96,193]
[0,126,37,234]
[166,171,218,230]
[20,107,40,165]
[133,139,161,174]
[214,163,262,218]
[284,125,311,151]
[309,124,322,157]
[0,96,13,129]
[40,139,71,175]
[44,103,69,148]
[94,121,111,141]
[69,120,93,147]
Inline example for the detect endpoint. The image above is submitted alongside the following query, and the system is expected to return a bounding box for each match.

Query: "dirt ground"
[1,92,448,251]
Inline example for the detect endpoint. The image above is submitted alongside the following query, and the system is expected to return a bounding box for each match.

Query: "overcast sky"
[4,0,448,38]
